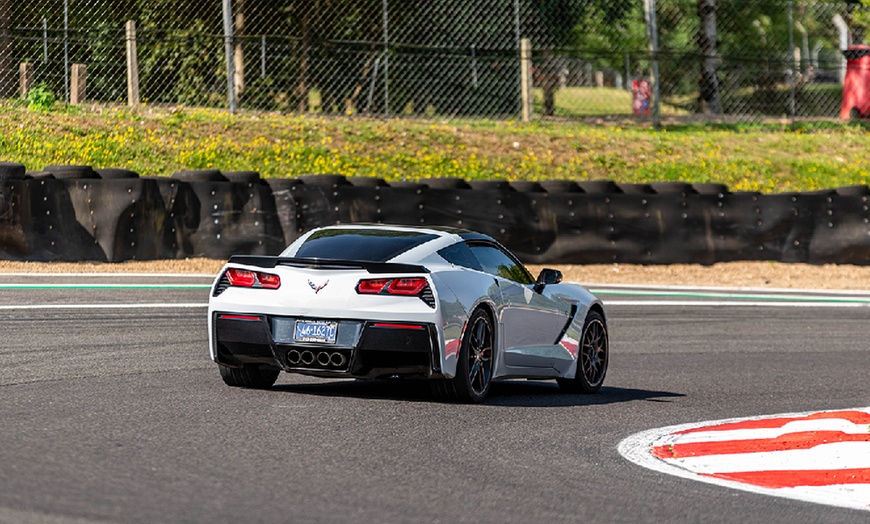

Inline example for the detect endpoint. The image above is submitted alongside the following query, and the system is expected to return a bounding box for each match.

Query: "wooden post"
[520,38,532,122]
[70,63,86,104]
[19,62,33,98]
[126,21,140,106]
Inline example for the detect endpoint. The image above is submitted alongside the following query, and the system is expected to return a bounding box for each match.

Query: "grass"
[2,98,870,193]
[533,86,689,117]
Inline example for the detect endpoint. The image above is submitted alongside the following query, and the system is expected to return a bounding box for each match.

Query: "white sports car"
[208,224,608,402]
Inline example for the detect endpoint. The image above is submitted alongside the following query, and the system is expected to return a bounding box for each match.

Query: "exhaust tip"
[300,350,315,366]
[316,352,331,366]
[287,349,301,365]
[330,352,347,367]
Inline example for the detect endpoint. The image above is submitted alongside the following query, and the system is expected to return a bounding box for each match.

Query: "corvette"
[208,224,608,402]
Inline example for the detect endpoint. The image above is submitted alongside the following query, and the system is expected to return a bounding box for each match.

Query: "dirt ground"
[1,259,868,290]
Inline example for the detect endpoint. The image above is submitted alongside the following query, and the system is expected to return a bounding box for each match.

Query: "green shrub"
[26,84,57,112]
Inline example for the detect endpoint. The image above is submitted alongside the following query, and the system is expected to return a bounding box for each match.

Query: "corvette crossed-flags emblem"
[308,279,329,293]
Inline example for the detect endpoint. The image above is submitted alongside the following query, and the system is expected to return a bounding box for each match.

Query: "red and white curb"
[618,408,870,511]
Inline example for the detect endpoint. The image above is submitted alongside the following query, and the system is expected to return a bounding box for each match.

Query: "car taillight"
[387,278,428,295]
[226,268,256,287]
[356,277,428,296]
[257,272,281,289]
[356,278,391,294]
[225,268,281,289]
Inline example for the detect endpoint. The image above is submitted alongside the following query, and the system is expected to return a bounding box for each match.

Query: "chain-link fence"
[1,0,867,125]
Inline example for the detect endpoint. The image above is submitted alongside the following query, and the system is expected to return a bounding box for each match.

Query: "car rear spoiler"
[227,255,430,274]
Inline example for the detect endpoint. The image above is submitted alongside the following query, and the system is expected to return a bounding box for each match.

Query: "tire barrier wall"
[1,162,869,264]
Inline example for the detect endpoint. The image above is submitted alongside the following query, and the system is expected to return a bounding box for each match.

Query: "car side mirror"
[534,268,562,293]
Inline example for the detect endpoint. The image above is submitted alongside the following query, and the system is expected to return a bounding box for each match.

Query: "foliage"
[25,83,57,112]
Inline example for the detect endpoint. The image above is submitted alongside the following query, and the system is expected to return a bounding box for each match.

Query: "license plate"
[294,320,338,344]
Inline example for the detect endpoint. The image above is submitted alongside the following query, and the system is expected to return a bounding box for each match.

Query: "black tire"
[850,107,861,121]
[223,170,261,184]
[467,180,510,191]
[509,181,545,192]
[44,164,99,179]
[419,177,472,189]
[431,308,495,403]
[172,169,227,182]
[348,176,388,187]
[96,168,140,179]
[218,364,279,389]
[0,162,26,180]
[298,174,351,187]
[540,180,583,193]
[557,310,608,394]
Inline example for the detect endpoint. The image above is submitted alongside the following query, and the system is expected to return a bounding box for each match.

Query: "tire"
[850,107,861,121]
[223,171,261,184]
[96,168,140,179]
[172,169,227,182]
[419,177,472,189]
[44,165,99,179]
[218,364,279,389]
[0,162,26,179]
[557,310,608,394]
[431,308,495,403]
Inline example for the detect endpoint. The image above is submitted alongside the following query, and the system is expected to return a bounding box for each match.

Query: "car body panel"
[208,224,607,387]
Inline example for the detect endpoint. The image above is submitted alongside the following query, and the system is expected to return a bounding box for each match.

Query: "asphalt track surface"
[1,275,869,523]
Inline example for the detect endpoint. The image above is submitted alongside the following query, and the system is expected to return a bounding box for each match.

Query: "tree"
[0,0,12,98]
[697,0,719,113]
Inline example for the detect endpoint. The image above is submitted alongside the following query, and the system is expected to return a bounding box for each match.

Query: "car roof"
[285,224,500,263]
[313,223,470,237]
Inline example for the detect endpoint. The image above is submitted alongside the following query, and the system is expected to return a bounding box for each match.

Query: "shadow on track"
[273,378,684,407]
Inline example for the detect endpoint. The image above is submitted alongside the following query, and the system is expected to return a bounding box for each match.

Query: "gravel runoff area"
[0,259,869,290]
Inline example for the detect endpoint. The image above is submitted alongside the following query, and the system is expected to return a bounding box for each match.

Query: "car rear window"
[294,229,438,262]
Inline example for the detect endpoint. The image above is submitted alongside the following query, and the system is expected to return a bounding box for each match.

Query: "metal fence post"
[788,0,796,125]
[42,18,48,63]
[514,0,521,116]
[222,0,236,114]
[63,0,69,103]
[382,0,389,116]
[260,35,265,79]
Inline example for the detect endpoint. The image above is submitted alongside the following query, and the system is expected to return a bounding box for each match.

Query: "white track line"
[602,300,870,307]
[0,272,216,278]
[0,303,208,310]
[583,283,870,295]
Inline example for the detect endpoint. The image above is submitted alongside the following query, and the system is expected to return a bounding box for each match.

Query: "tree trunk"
[697,0,720,114]
[233,0,245,100]
[540,53,558,117]
[0,0,14,98]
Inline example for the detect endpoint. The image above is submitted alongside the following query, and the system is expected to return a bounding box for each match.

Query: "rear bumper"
[212,312,442,379]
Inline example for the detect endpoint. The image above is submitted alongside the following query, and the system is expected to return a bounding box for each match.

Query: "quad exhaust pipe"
[286,349,347,369]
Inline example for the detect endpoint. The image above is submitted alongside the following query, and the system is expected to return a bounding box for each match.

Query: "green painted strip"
[591,289,870,304]
[0,284,212,290]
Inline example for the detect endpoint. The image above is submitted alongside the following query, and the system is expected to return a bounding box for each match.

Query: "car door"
[467,243,570,369]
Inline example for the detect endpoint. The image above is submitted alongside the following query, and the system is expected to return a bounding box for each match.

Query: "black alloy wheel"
[464,309,494,400]
[557,310,608,394]
[431,308,494,403]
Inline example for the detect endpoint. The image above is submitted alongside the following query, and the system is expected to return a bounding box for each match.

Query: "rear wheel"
[557,310,608,394]
[431,308,494,403]
[218,364,279,389]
